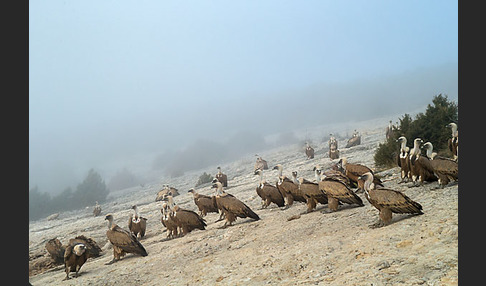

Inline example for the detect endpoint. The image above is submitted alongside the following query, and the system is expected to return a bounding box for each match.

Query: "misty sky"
[29,1,458,194]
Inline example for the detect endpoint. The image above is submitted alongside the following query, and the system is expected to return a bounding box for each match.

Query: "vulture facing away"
[345,131,361,148]
[188,188,219,217]
[215,166,228,187]
[422,142,459,188]
[63,243,88,280]
[162,195,207,236]
[396,136,411,184]
[254,169,285,209]
[273,165,307,208]
[128,205,147,239]
[212,180,260,228]
[359,172,423,228]
[45,238,65,265]
[105,214,148,264]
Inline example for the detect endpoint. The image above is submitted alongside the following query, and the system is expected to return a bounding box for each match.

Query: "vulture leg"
[64,266,71,280]
[322,197,339,213]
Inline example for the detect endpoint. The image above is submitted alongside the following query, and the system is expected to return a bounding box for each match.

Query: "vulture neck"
[292,173,298,185]
[133,206,139,218]
[425,144,437,159]
[276,166,283,177]
[399,138,408,151]
[450,124,458,137]
[411,140,421,156]
[314,169,321,182]
[167,196,176,210]
[107,218,114,230]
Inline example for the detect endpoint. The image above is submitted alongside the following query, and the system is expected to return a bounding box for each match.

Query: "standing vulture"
[93,201,101,217]
[358,172,423,228]
[396,136,411,184]
[155,185,180,202]
[63,242,87,280]
[188,188,219,217]
[128,205,147,239]
[298,167,328,213]
[104,214,148,264]
[211,180,260,228]
[422,142,458,188]
[254,155,269,171]
[335,157,383,192]
[385,120,395,140]
[273,165,307,208]
[446,122,458,161]
[305,142,315,159]
[162,195,207,236]
[318,173,364,212]
[328,134,340,160]
[215,166,228,187]
[409,139,438,187]
[254,169,285,208]
[408,138,424,186]
[160,202,178,239]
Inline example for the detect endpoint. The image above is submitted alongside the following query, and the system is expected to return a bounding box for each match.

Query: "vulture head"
[73,244,86,256]
[188,188,195,194]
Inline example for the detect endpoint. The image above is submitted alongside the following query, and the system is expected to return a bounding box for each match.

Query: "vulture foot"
[369,221,387,229]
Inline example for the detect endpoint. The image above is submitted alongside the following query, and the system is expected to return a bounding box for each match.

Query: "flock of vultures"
[38,122,458,281]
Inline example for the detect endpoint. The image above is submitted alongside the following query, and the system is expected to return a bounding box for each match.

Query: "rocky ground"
[28,117,458,285]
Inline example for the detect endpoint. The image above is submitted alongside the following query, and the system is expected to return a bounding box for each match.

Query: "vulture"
[215,166,228,187]
[211,180,260,228]
[273,165,307,208]
[188,188,219,217]
[328,135,340,160]
[128,205,147,239]
[408,138,424,186]
[45,238,65,265]
[162,195,207,236]
[63,242,88,280]
[298,167,328,213]
[318,173,364,212]
[335,157,383,192]
[345,130,361,148]
[385,120,394,140]
[160,202,178,239]
[93,201,101,217]
[104,214,148,264]
[396,136,411,183]
[422,142,459,188]
[67,235,102,259]
[409,138,438,187]
[305,142,315,159]
[320,169,351,186]
[254,155,269,171]
[155,185,180,202]
[359,172,423,228]
[446,122,459,161]
[254,169,285,208]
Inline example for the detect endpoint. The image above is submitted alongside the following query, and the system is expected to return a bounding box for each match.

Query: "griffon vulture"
[63,243,88,280]
[67,235,102,259]
[396,136,411,183]
[328,134,340,159]
[215,166,228,187]
[446,123,458,161]
[422,142,458,188]
[155,185,180,201]
[162,195,207,235]
[345,130,361,148]
[160,202,178,239]
[273,165,307,208]
[359,172,423,228]
[298,167,328,213]
[45,238,65,265]
[305,142,315,159]
[318,174,364,212]
[254,169,285,209]
[211,180,260,228]
[385,120,394,140]
[93,201,101,217]
[335,157,383,192]
[254,155,269,171]
[128,205,147,239]
[409,139,438,187]
[104,214,148,265]
[188,188,219,217]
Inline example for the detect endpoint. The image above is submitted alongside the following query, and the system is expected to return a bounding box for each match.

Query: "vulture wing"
[106,225,147,256]
[369,188,423,214]
[319,179,363,206]
[219,195,260,221]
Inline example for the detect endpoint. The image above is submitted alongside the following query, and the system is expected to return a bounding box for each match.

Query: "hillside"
[28,117,458,285]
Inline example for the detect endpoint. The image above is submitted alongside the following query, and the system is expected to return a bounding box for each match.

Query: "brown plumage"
[105,214,148,264]
[162,195,207,236]
[67,235,102,259]
[160,202,178,239]
[320,169,351,186]
[408,138,424,186]
[446,123,458,161]
[318,175,364,212]
[128,205,147,239]
[422,142,458,188]
[385,120,394,140]
[336,157,383,191]
[396,136,411,183]
[305,142,315,159]
[254,155,269,171]
[212,180,260,228]
[215,166,228,187]
[63,243,88,280]
[328,134,340,159]
[254,169,285,208]
[45,238,65,265]
[408,139,438,187]
[188,188,219,217]
[359,172,423,228]
[345,131,361,148]
[273,165,307,208]
[93,201,101,217]
[155,185,180,201]
[298,168,328,213]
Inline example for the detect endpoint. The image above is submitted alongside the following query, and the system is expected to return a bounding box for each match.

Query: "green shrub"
[195,172,213,187]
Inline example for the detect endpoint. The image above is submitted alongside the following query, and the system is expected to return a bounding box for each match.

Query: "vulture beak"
[272,165,278,170]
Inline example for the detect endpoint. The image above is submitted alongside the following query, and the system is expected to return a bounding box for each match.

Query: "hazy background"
[29,1,458,194]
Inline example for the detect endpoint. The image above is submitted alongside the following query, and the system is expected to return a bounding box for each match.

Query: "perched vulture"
[345,131,361,148]
[359,172,423,228]
[298,167,328,213]
[211,180,260,228]
[45,238,65,265]
[254,169,285,208]
[409,139,438,187]
[162,195,207,236]
[188,188,219,217]
[385,120,394,140]
[305,142,315,159]
[254,155,269,171]
[422,142,458,188]
[160,202,178,239]
[128,205,147,239]
[93,201,101,217]
[104,214,148,264]
[396,136,411,184]
[215,166,228,187]
[446,123,458,161]
[63,242,88,280]
[408,138,423,186]
[273,165,307,208]
[335,157,383,192]
[155,185,180,202]
[318,174,363,212]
